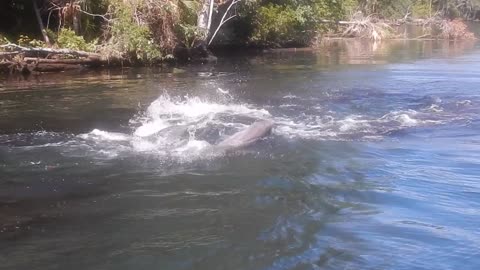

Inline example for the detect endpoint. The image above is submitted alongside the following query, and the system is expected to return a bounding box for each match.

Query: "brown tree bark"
[32,0,51,46]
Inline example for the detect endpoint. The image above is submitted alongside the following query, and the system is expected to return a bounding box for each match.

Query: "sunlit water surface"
[1,40,480,270]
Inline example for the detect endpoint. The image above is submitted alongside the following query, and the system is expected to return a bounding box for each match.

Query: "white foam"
[395,114,418,126]
[134,121,168,137]
[271,109,435,140]
[173,140,211,154]
[71,91,455,158]
[457,100,472,107]
[145,94,269,119]
[427,104,444,112]
[130,137,159,152]
[73,94,274,160]
[80,129,130,141]
[338,115,371,132]
[216,87,234,100]
[279,104,298,108]
[131,94,270,138]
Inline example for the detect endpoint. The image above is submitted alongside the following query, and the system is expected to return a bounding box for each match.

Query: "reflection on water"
[1,40,480,270]
[317,38,476,65]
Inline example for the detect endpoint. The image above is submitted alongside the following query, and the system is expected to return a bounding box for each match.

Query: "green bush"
[0,36,9,45]
[105,1,162,62]
[412,1,432,18]
[176,23,201,49]
[175,0,202,49]
[17,35,45,47]
[342,0,360,16]
[252,4,304,46]
[250,0,344,47]
[57,28,96,51]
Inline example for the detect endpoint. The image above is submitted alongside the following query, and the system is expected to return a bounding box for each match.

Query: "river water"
[1,40,480,270]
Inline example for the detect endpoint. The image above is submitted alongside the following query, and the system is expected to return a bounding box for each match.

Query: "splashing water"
[76,94,272,159]
[6,90,472,161]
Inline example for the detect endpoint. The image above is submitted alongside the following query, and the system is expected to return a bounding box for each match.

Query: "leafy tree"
[247,0,344,46]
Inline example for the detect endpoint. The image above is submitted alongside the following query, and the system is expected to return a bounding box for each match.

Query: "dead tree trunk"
[197,0,211,43]
[208,0,240,45]
[187,0,215,62]
[32,0,51,46]
[73,13,82,35]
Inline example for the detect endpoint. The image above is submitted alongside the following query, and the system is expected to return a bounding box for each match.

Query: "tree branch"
[77,9,110,21]
[208,0,240,46]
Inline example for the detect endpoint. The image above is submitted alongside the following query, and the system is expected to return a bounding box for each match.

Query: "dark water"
[1,40,480,270]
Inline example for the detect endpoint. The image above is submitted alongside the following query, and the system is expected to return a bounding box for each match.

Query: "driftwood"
[0,61,13,70]
[319,19,363,25]
[0,44,104,74]
[0,59,35,74]
[23,57,102,65]
[319,14,476,41]
[0,44,101,59]
[0,52,21,57]
[0,58,101,74]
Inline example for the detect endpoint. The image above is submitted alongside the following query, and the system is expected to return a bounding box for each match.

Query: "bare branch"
[77,9,110,21]
[208,0,240,46]
[0,51,20,57]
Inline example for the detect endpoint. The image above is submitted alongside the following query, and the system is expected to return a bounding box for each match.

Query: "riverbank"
[1,16,477,75]
[1,38,477,86]
[2,0,479,75]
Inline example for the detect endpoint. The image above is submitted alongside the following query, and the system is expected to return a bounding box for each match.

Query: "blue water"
[1,40,479,269]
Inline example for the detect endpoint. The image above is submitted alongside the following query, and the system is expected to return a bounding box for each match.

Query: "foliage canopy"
[0,0,478,61]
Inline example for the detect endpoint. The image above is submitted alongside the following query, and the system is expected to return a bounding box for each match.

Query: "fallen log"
[34,63,85,72]
[0,56,104,74]
[23,57,103,73]
[23,57,102,66]
[319,19,362,25]
[0,44,101,59]
[0,60,33,74]
[0,43,108,74]
[0,52,20,57]
[0,61,13,70]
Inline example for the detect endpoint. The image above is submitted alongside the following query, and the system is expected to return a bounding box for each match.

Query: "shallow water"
[1,40,480,270]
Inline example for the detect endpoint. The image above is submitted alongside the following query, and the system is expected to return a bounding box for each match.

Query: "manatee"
[215,120,274,150]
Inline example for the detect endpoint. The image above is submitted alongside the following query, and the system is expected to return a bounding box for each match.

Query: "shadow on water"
[1,39,480,270]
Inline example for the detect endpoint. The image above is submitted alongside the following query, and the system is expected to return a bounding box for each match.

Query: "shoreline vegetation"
[0,0,478,74]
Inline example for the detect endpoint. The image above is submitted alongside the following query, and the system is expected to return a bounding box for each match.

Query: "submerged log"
[24,58,101,73]
[23,57,102,65]
[34,63,84,72]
